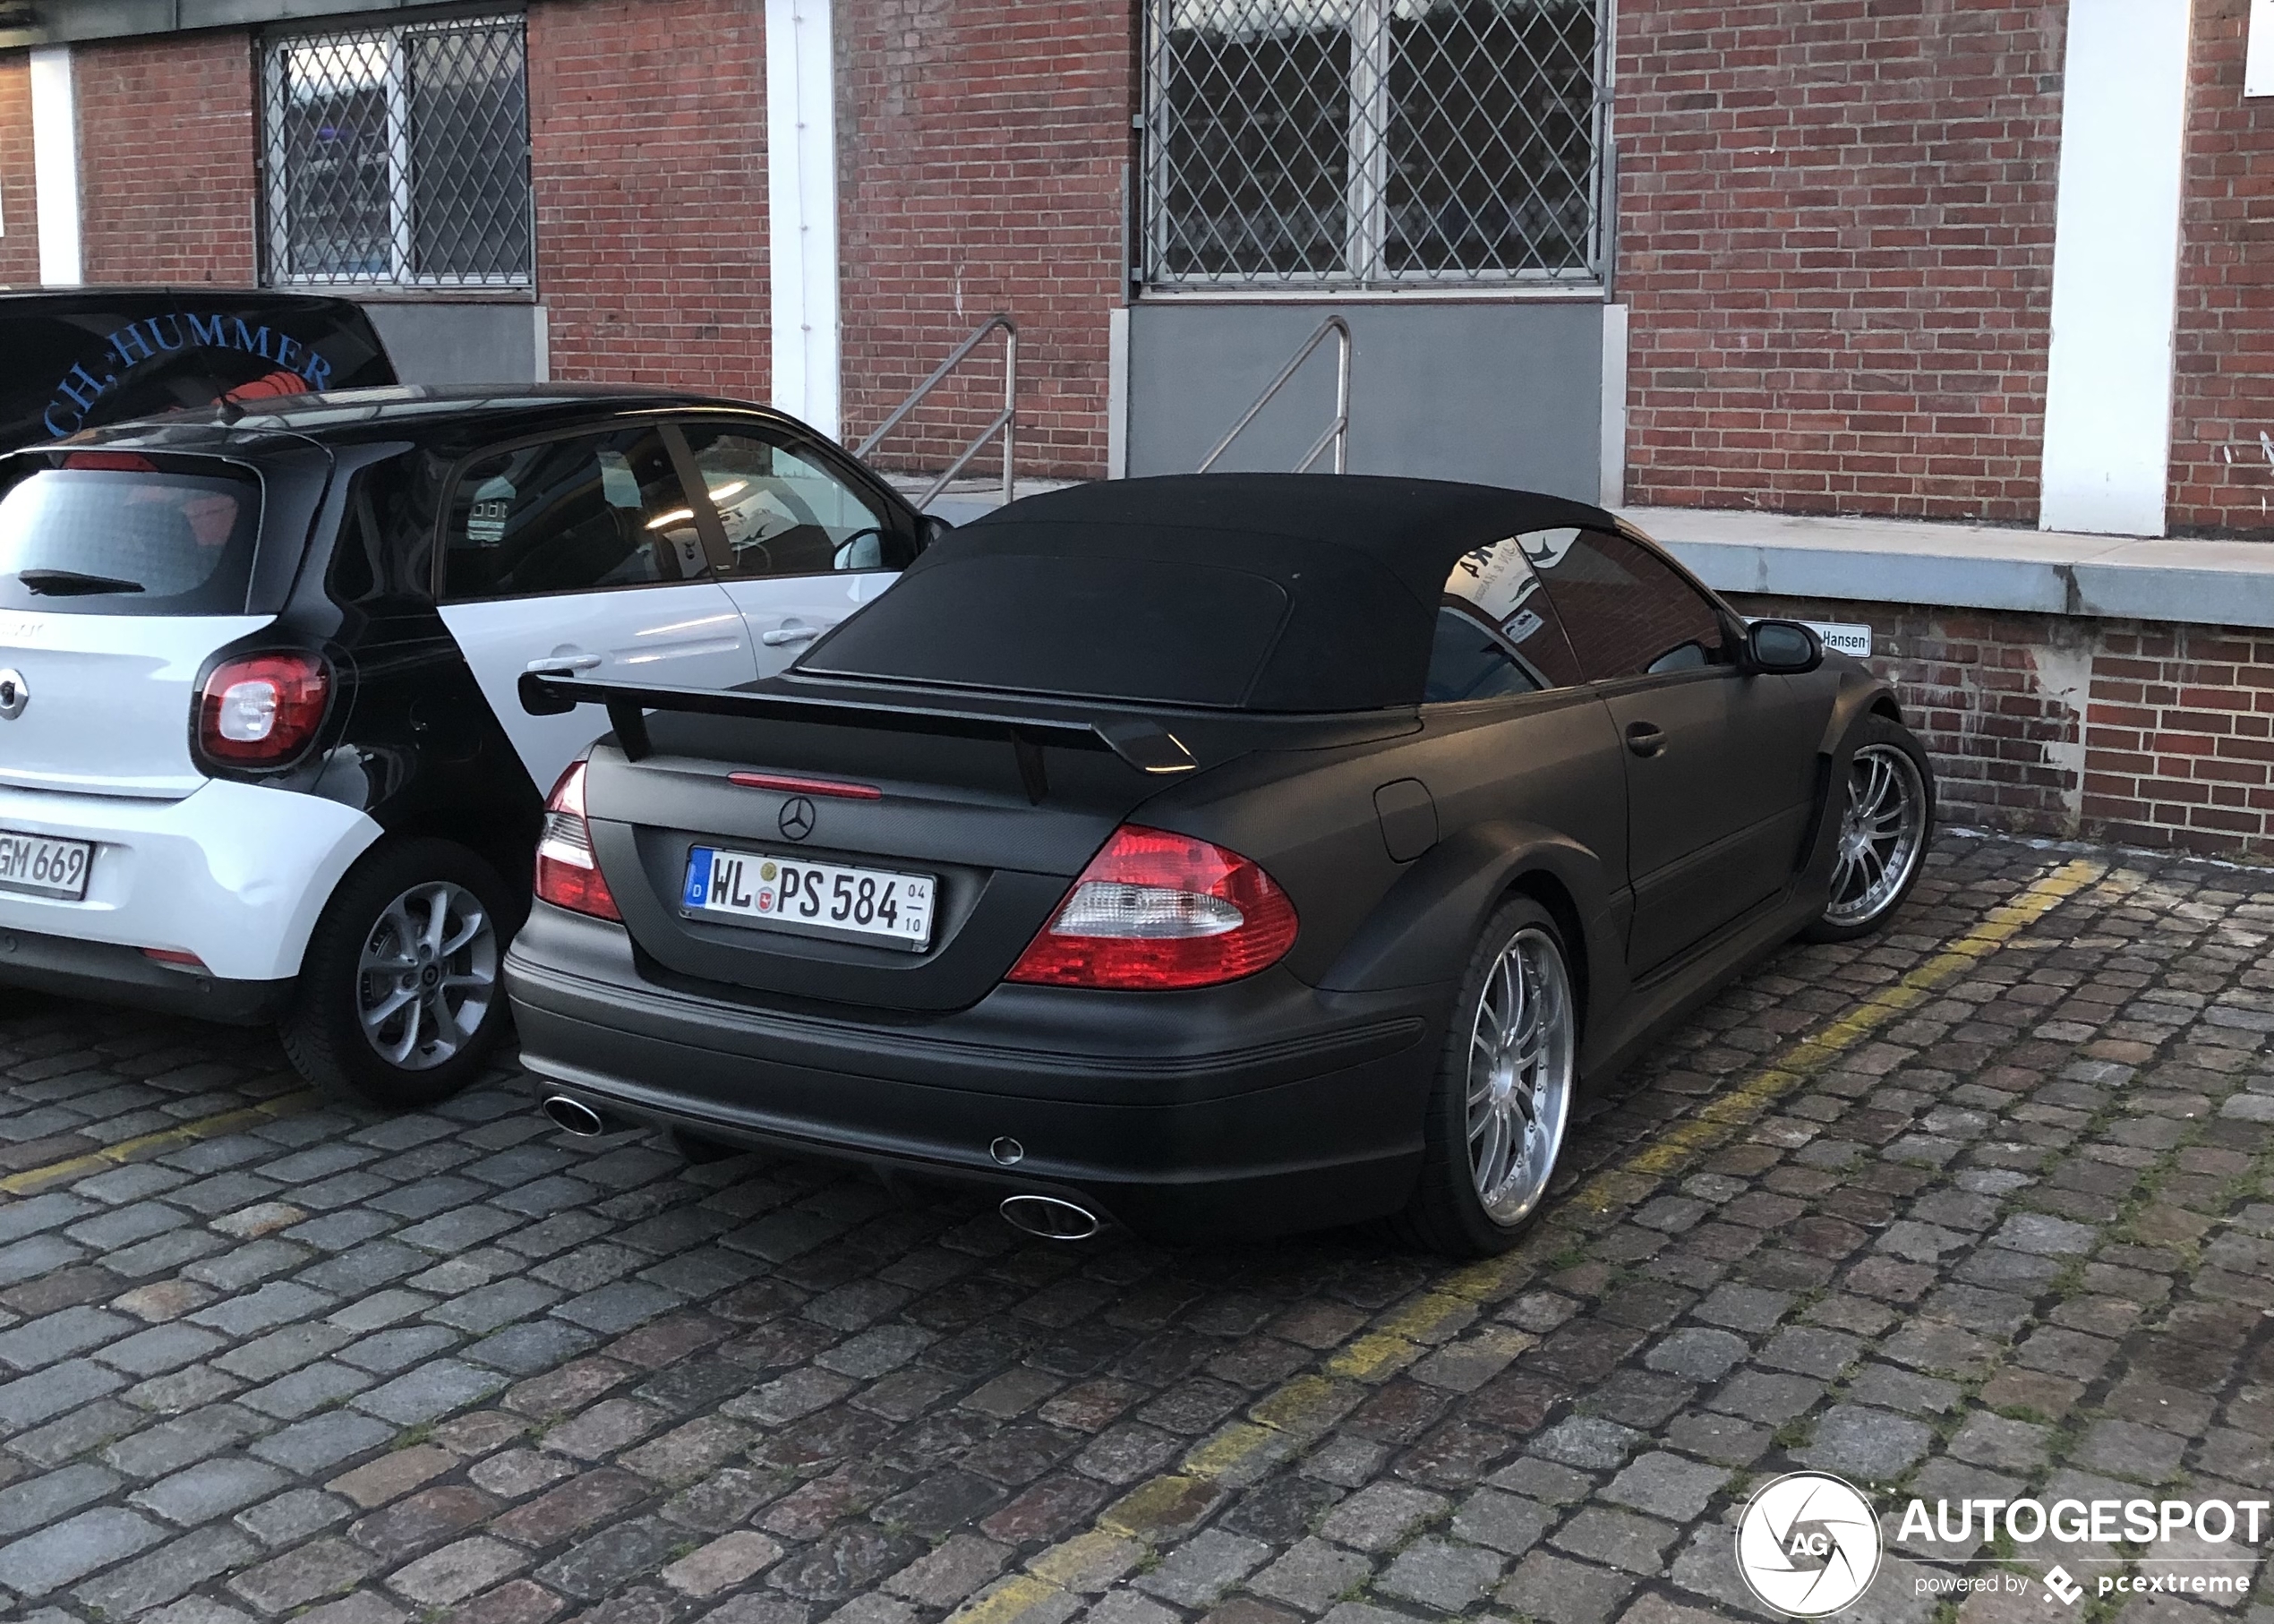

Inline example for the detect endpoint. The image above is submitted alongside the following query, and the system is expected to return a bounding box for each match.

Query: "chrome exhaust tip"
[542,1095,607,1138]
[998,1194,1101,1242]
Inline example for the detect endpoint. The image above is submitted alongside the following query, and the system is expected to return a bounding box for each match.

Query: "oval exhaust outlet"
[542,1096,606,1137]
[998,1194,1101,1242]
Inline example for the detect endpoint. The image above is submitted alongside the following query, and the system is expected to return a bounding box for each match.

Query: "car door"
[672,420,917,675]
[433,423,760,791]
[1526,526,1824,976]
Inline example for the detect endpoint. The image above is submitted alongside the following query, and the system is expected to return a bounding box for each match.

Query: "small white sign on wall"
[2249,0,2274,97]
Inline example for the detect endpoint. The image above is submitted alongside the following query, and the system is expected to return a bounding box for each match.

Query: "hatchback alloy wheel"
[1825,741,1929,929]
[1466,923,1576,1227]
[355,880,499,1070]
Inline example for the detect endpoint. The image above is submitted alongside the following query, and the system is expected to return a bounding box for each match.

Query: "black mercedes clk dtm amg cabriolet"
[504,474,1934,1256]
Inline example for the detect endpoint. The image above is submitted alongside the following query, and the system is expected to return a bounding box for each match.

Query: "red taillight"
[1006,824,1297,991]
[534,760,621,921]
[196,652,329,765]
[727,771,882,800]
[64,451,158,471]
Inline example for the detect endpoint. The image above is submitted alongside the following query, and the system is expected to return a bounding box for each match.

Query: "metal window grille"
[261,14,534,289]
[1141,0,1608,289]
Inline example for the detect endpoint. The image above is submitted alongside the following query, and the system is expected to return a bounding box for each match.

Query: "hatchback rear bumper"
[0,779,382,986]
[505,902,1444,1241]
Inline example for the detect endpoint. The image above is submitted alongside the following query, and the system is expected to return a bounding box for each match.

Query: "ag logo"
[1736,1472,1883,1616]
[777,797,816,842]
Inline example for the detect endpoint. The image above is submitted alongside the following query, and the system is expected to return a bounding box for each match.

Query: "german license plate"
[682,846,936,952]
[0,828,92,900]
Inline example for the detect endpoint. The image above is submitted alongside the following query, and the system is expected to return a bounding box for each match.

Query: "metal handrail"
[1197,314,1351,474]
[855,313,1018,510]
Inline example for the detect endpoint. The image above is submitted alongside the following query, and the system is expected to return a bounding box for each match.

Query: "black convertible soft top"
[799,474,1616,712]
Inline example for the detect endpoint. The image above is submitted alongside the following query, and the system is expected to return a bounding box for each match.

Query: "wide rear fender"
[1312,820,1623,1039]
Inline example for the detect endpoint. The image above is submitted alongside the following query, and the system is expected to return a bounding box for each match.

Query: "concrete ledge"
[1624,505,2274,629]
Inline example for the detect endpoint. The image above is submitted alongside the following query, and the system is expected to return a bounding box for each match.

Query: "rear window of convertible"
[0,459,264,616]
[798,551,1293,707]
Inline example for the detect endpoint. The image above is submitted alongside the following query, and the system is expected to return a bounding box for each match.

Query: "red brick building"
[8,0,2274,856]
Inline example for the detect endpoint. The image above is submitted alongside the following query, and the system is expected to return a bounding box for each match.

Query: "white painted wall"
[2038,0,2195,537]
[1599,302,1629,509]
[766,0,842,442]
[29,47,81,287]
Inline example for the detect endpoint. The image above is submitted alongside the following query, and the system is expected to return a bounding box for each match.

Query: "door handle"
[524,653,603,673]
[762,623,821,647]
[1625,721,1667,758]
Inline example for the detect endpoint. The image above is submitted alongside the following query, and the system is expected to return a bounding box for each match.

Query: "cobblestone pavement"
[0,832,2269,1624]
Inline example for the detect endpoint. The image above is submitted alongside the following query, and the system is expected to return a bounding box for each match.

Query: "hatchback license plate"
[0,828,92,900]
[682,847,936,951]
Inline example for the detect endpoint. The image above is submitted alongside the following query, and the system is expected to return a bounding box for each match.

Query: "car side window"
[678,424,911,579]
[440,427,706,603]
[1426,604,1543,703]
[1523,526,1728,682]
[1444,534,1586,688]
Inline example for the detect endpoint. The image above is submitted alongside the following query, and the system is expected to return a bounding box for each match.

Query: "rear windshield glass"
[0,464,264,616]
[799,552,1293,707]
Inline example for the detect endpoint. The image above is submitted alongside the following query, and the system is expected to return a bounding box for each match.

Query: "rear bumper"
[504,903,1443,1242]
[0,927,290,1023]
[0,779,382,984]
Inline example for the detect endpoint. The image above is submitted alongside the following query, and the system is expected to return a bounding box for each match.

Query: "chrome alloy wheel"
[1466,925,1576,1226]
[1824,743,1929,929]
[355,881,498,1071]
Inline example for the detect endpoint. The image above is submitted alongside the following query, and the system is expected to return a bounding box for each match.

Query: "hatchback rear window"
[0,462,264,616]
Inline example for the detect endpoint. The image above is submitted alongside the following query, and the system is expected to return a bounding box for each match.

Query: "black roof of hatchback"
[5,385,818,465]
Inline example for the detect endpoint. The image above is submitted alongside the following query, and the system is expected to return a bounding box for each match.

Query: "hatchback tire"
[1802,715,1936,944]
[281,838,513,1108]
[1396,895,1579,1257]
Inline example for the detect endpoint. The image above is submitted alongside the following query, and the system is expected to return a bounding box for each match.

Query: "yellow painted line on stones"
[1564,852,2110,1212]
[945,853,2112,1624]
[0,1090,320,1198]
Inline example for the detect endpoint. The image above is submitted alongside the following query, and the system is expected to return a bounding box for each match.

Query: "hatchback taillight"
[196,652,329,766]
[1006,824,1297,990]
[535,760,621,921]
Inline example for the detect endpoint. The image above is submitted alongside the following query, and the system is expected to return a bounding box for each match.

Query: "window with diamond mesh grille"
[261,15,533,288]
[1142,0,1605,288]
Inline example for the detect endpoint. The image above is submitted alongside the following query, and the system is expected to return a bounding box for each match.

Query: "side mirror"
[1746,619,1823,674]
[916,514,955,551]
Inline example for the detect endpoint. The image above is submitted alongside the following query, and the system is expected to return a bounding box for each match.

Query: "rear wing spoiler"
[518,670,1197,802]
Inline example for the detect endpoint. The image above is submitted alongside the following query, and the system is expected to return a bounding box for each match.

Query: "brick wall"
[529,0,771,401]
[0,54,35,287]
[74,32,258,284]
[835,0,1129,480]
[2168,0,2274,536]
[1728,592,2274,859]
[1617,1,2066,523]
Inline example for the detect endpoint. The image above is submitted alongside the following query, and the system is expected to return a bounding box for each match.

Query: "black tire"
[1800,714,1936,944]
[1394,895,1579,1258]
[280,838,514,1108]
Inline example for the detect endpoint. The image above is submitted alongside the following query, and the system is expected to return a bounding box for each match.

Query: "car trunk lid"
[0,609,278,799]
[557,672,1414,1013]
[0,456,281,800]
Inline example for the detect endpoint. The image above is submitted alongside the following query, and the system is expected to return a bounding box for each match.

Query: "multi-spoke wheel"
[355,881,498,1071]
[1805,715,1936,944]
[1399,896,1579,1256]
[1466,925,1575,1227]
[282,840,517,1107]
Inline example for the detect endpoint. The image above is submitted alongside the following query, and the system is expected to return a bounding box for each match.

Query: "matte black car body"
[0,387,928,1031]
[504,474,1921,1244]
